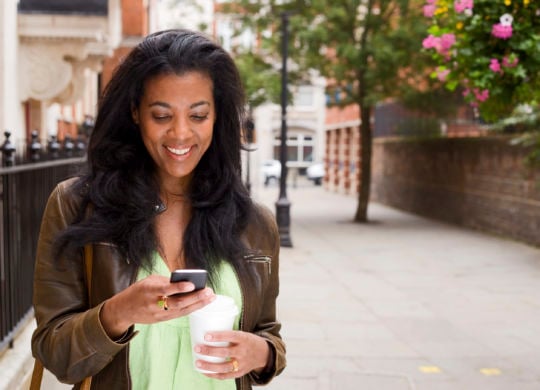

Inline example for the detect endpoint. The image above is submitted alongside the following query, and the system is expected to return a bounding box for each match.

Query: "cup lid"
[191,294,239,316]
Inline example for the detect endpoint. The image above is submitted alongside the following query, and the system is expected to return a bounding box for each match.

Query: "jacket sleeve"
[31,180,132,384]
[247,204,286,385]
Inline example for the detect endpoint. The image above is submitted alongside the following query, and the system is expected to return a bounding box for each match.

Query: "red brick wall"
[122,0,148,37]
[325,104,359,126]
[101,46,134,92]
[325,126,360,194]
[101,0,148,91]
[371,136,540,246]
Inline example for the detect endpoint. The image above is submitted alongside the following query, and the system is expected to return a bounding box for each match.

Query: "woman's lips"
[165,145,192,156]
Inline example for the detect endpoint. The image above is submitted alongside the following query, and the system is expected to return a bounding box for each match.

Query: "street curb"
[0,318,35,390]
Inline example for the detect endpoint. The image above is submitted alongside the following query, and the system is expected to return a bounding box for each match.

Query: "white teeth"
[166,146,191,156]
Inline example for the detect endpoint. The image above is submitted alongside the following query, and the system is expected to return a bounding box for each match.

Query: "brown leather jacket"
[32,178,286,389]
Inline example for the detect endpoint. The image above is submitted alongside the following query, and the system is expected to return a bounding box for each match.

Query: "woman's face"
[133,71,215,190]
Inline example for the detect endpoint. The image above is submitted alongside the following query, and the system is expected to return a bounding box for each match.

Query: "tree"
[422,0,540,122]
[226,0,429,222]
[234,52,282,109]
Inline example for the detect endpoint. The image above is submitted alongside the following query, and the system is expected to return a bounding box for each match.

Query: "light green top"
[129,253,243,390]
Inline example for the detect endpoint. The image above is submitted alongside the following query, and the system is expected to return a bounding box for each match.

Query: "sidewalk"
[253,181,540,390]
[3,181,540,389]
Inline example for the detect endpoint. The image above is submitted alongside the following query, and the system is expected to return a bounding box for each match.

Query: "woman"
[32,29,285,389]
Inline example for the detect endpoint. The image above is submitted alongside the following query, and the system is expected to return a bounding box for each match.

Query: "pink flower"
[422,34,440,50]
[473,88,489,102]
[455,0,474,14]
[423,33,456,59]
[423,4,436,17]
[440,34,456,51]
[492,24,513,39]
[492,14,514,39]
[489,59,502,73]
[436,68,451,81]
[502,55,519,68]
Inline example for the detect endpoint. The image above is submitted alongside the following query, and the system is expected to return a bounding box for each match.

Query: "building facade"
[10,0,122,154]
[0,0,163,160]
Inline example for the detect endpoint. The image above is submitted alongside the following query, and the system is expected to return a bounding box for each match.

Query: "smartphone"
[170,269,207,294]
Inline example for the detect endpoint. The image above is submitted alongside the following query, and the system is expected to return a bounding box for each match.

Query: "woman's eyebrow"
[190,101,211,109]
[148,101,171,108]
[147,101,211,109]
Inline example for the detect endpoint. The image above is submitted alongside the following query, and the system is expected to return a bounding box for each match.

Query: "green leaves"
[423,0,540,122]
[225,0,438,113]
[234,53,282,108]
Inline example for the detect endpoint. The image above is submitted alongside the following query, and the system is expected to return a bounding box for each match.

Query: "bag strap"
[29,360,44,390]
[84,244,93,301]
[81,243,93,390]
[29,244,94,390]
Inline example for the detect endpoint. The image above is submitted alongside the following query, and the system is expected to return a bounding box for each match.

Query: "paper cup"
[189,294,239,373]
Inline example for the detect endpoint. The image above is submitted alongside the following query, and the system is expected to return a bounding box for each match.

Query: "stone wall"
[371,136,540,247]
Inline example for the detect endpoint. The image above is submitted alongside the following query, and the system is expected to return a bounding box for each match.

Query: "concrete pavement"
[2,180,540,389]
[253,181,540,390]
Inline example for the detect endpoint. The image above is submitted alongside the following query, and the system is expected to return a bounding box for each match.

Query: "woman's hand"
[100,274,215,339]
[194,331,270,379]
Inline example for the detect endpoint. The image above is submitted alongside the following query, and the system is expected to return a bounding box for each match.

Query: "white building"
[0,0,125,156]
[157,0,214,34]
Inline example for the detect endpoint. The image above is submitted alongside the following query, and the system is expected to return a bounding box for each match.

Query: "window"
[293,85,314,107]
[273,132,315,163]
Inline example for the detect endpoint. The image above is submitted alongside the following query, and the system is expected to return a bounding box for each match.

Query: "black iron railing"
[0,131,86,354]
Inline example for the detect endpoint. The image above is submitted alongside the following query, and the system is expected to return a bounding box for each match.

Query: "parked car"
[306,162,324,185]
[261,159,281,186]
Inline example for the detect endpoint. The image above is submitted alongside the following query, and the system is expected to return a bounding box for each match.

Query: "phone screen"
[170,269,207,292]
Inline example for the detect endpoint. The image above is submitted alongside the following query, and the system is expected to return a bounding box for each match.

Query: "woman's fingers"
[102,275,215,331]
[197,357,243,378]
[194,331,270,379]
[162,288,215,314]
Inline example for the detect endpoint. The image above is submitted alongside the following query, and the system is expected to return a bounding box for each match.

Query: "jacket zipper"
[125,264,139,389]
[244,255,272,275]
[231,263,246,390]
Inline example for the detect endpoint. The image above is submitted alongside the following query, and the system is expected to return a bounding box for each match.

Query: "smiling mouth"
[166,146,192,156]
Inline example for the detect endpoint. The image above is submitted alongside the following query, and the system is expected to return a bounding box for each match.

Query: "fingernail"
[204,334,213,341]
[194,346,202,353]
[196,361,202,368]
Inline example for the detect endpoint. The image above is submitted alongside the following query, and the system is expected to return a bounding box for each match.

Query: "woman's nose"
[168,115,191,137]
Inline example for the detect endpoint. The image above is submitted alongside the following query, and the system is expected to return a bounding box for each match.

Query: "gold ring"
[231,358,239,373]
[157,296,168,311]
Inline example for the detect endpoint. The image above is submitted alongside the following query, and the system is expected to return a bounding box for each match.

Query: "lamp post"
[244,116,255,195]
[275,12,292,247]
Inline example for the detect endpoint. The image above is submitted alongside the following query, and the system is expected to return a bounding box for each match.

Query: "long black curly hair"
[56,29,254,286]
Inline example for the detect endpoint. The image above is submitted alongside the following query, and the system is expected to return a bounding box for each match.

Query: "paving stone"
[4,182,540,390]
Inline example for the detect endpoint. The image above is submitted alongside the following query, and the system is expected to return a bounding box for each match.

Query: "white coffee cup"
[189,294,239,373]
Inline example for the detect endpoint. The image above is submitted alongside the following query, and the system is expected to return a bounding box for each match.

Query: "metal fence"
[0,131,86,354]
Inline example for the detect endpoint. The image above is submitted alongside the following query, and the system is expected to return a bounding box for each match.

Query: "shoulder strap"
[29,360,44,390]
[81,244,93,390]
[84,244,93,300]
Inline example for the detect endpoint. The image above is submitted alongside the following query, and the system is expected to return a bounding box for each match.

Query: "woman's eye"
[153,115,170,122]
[192,114,208,122]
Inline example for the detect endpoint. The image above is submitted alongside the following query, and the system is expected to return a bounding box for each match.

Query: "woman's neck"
[157,172,192,200]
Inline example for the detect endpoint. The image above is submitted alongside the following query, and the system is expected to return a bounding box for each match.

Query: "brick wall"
[100,0,148,91]
[122,0,148,36]
[371,136,540,246]
[325,126,360,194]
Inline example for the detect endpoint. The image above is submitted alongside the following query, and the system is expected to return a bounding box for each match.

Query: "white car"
[261,159,281,186]
[306,163,324,185]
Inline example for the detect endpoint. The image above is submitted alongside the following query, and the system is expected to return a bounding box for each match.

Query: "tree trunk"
[354,103,372,222]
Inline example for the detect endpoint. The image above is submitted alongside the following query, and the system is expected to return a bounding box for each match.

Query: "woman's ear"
[131,106,139,125]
